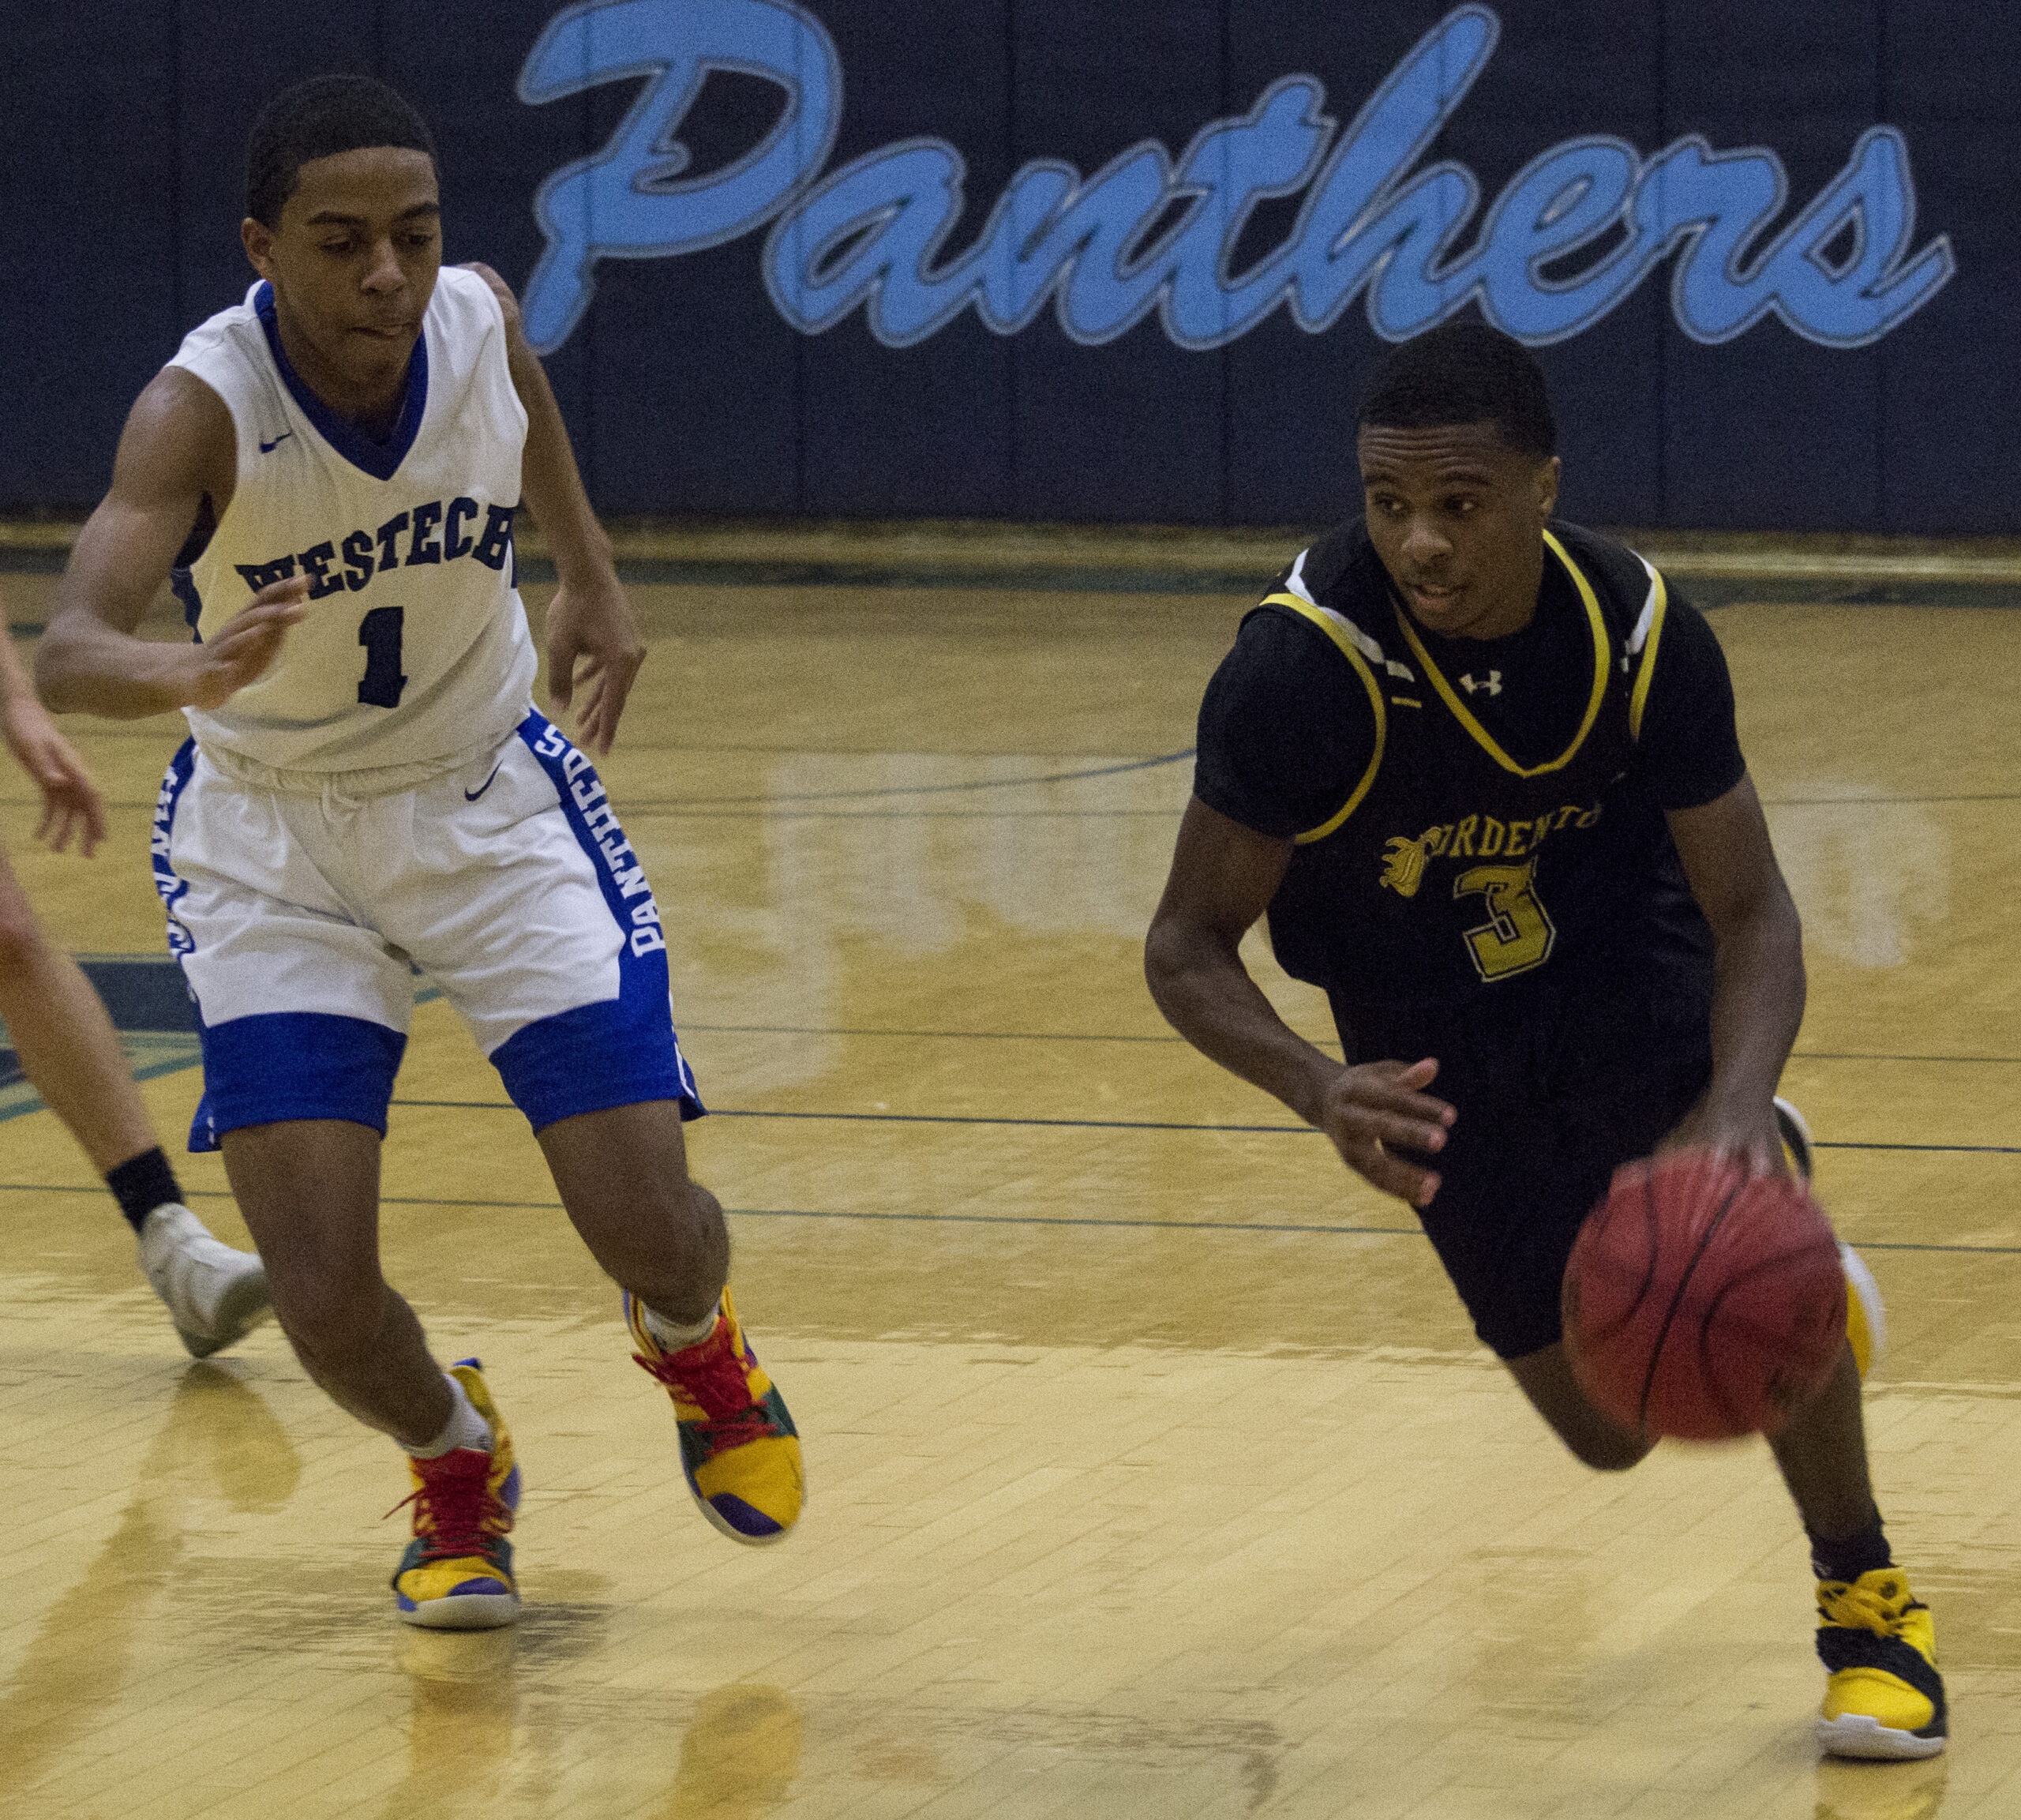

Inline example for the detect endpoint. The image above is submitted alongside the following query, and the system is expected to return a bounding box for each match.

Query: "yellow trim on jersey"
[1258,594,1388,844]
[1627,565,1670,741]
[1390,530,1608,779]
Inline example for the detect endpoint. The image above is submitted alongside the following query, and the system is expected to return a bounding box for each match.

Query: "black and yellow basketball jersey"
[1212,518,1739,1058]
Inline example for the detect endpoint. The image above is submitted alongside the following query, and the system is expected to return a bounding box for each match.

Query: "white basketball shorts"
[150,709,703,1150]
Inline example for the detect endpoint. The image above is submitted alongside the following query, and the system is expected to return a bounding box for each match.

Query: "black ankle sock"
[107,1146,183,1236]
[1809,1515,1894,1585]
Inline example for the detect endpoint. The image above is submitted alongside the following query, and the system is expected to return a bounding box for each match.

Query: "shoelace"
[1818,1575,1915,1638]
[634,1321,774,1450]
[384,1449,512,1561]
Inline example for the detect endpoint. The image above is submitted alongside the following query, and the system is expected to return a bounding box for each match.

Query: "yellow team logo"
[1380,832,1434,898]
[1453,860,1556,980]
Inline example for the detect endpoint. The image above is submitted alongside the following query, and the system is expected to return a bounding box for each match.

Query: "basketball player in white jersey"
[0,625,268,1355]
[36,76,801,1629]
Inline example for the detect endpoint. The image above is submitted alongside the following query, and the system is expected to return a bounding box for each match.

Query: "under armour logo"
[1459,670,1503,696]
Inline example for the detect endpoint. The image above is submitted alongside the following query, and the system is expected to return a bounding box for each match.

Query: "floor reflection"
[1813,1754,1948,1820]
[660,1684,804,1818]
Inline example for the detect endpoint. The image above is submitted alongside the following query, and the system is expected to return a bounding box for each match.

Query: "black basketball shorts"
[1384,1001,1714,1361]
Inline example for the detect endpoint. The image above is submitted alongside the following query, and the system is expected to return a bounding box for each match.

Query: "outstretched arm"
[36,366,305,720]
[1664,773,1806,1174]
[1145,795,1454,1207]
[463,262,642,755]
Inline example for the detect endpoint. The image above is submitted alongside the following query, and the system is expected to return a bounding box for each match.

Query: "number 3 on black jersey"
[358,606,407,708]
[1453,860,1556,981]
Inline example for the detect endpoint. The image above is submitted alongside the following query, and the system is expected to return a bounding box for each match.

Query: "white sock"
[642,1299,721,1352]
[407,1373,493,1459]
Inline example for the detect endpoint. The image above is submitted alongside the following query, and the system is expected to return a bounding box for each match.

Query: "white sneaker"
[138,1203,271,1358]
[1774,1094,1815,1180]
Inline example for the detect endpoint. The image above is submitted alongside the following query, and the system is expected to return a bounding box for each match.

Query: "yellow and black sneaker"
[1817,1568,1947,1759]
[390,1360,521,1630]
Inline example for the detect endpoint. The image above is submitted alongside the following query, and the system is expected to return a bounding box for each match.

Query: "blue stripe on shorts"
[188,1012,408,1152]
[489,711,704,1132]
[151,739,198,957]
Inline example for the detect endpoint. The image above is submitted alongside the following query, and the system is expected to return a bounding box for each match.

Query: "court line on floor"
[1763,792,2021,808]
[1,1180,2017,1256]
[679,1025,2020,1065]
[664,749,1194,806]
[385,1098,2021,1153]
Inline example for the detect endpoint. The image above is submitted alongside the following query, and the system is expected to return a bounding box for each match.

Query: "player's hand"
[1,689,107,855]
[545,572,645,756]
[1314,1056,1455,1209]
[1659,1100,1789,1179]
[170,577,307,711]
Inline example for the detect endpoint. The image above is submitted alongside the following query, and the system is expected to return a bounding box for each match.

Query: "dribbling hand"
[545,574,645,756]
[1659,1101,1789,1180]
[1314,1056,1455,1208]
[175,576,307,711]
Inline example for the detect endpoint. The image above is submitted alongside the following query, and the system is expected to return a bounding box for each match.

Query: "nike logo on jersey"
[463,763,504,801]
[1458,670,1503,696]
[258,431,294,452]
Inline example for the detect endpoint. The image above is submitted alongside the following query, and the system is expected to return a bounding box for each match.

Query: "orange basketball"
[1562,1149,1847,1441]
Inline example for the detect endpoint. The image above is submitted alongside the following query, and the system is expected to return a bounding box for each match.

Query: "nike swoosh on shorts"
[259,431,294,452]
[464,764,504,802]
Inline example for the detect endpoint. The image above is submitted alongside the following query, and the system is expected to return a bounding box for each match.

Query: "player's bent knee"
[264,1274,392,1372]
[1561,1428,1655,1473]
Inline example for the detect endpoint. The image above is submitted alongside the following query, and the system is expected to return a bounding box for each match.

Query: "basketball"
[1562,1150,1848,1442]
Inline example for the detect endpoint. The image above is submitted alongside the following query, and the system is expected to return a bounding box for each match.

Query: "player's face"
[241,148,442,408]
[1357,422,1561,640]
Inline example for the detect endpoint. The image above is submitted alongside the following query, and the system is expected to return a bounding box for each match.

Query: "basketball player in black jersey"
[1145,324,1944,1761]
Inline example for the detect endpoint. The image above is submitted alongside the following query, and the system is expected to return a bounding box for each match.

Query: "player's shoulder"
[1275,518,1387,613]
[1545,518,1671,625]
[436,263,519,337]
[116,363,236,496]
[1241,518,1403,680]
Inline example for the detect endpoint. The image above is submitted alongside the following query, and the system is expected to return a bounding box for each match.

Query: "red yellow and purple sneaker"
[390,1360,522,1630]
[625,1289,803,1545]
[1817,1567,1948,1759]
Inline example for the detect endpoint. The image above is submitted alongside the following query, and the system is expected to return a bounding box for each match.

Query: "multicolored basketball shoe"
[1775,1097,1888,1378]
[1817,1567,1948,1760]
[390,1360,521,1629]
[626,1289,802,1544]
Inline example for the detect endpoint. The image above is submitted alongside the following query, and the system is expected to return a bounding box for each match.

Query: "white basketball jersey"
[170,265,536,775]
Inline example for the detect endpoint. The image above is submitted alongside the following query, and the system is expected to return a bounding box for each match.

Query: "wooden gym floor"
[1,538,2017,1819]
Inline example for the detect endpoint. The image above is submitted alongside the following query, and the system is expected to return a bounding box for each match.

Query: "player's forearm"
[0,629,36,706]
[35,613,194,719]
[511,346,617,590]
[1701,884,1806,1119]
[1145,923,1344,1125]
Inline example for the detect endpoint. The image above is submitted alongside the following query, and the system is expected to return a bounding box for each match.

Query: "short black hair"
[246,75,438,228]
[1356,322,1557,460]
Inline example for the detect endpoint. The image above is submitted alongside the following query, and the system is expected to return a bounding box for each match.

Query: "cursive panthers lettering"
[516,2,1952,356]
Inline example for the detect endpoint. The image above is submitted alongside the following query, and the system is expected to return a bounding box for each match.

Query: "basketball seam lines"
[1637,1173,1748,1439]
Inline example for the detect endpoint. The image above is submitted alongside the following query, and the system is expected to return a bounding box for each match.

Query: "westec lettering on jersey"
[514,2,1955,356]
[232,498,516,599]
